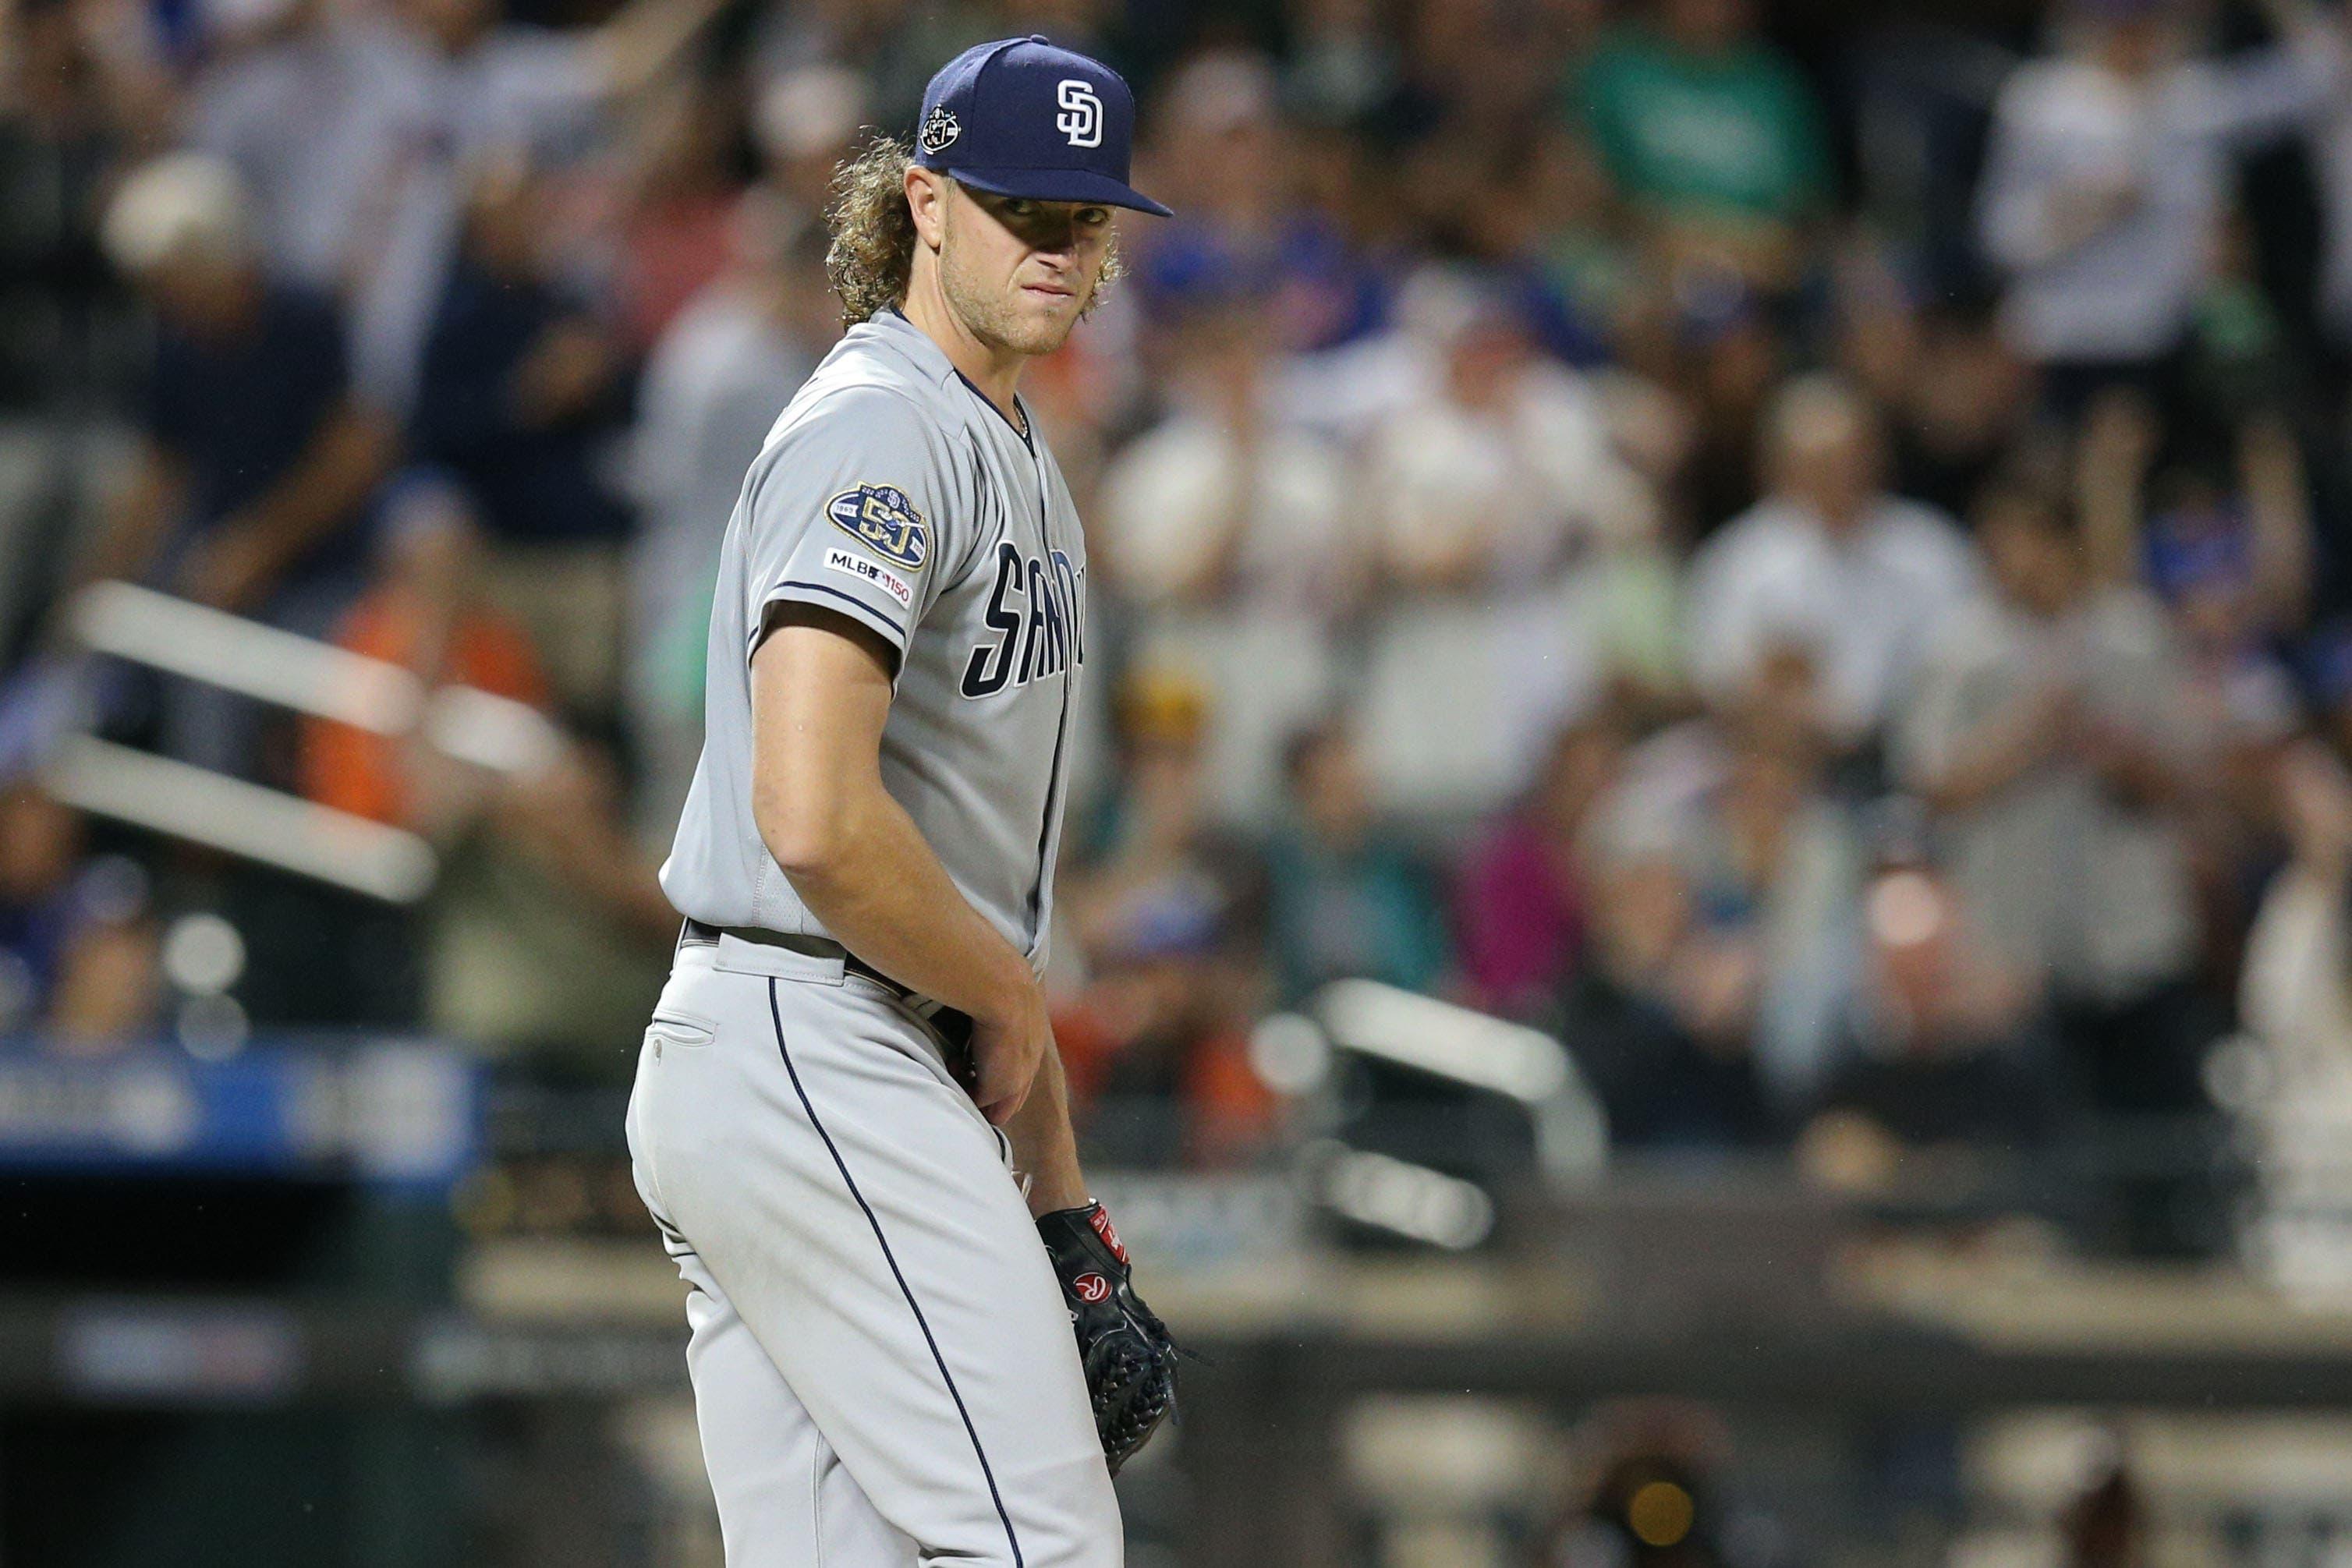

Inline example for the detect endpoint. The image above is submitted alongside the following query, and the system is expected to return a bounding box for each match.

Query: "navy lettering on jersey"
[1018,558,1050,685]
[960,540,1083,699]
[961,541,1025,698]
[1050,550,1084,668]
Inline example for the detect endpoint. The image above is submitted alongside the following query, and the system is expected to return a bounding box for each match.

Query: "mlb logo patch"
[825,547,916,609]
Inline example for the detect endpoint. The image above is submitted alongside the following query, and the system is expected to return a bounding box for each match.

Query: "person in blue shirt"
[82,152,393,622]
[80,153,395,780]
[410,155,632,551]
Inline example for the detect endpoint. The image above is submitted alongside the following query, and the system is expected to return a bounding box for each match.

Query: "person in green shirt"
[1263,719,1452,1007]
[1572,0,1833,293]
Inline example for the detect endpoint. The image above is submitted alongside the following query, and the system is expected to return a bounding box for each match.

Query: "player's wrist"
[972,952,1046,1027]
[1025,1174,1092,1218]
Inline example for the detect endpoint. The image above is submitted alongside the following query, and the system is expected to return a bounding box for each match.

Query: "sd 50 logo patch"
[826,484,930,571]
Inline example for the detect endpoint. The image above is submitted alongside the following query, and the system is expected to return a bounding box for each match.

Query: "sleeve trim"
[752,582,910,670]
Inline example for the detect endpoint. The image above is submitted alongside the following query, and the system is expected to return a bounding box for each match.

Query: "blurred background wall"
[12,0,2352,1561]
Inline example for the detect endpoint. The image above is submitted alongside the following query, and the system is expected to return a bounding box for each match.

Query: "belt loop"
[714,933,848,984]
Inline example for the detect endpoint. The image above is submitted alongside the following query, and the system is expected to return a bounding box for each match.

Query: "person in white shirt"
[1095,298,1356,618]
[1895,473,2201,1015]
[1686,374,1979,746]
[1360,278,1652,595]
[1092,298,1360,822]
[2238,740,2352,1293]
[1975,0,2340,413]
[182,0,415,296]
[186,0,728,415]
[627,205,838,840]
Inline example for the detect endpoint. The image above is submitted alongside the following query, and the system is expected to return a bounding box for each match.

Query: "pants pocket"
[646,1011,717,1053]
[629,1009,714,1231]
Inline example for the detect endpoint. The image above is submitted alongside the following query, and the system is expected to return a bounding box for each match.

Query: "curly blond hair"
[822,135,1122,330]
[824,136,920,329]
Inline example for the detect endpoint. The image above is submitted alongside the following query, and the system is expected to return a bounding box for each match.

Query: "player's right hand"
[968,979,1050,1125]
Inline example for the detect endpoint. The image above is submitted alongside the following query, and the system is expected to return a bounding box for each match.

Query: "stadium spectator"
[181,0,418,303]
[2079,394,2312,659]
[2313,51,2352,364]
[411,154,633,720]
[1054,673,1276,1165]
[2242,738,2352,1107]
[1135,49,1385,352]
[1280,0,1401,129]
[1521,123,1641,364]
[1975,0,2341,418]
[1362,271,1652,596]
[83,152,391,621]
[1048,923,1278,1167]
[1586,708,1861,1134]
[2237,738,2352,1277]
[0,0,139,416]
[1454,711,1624,1022]
[1767,791,2069,1186]
[1095,296,1356,617]
[437,731,673,1060]
[610,76,748,356]
[1574,0,1833,298]
[751,62,868,226]
[0,784,163,1049]
[0,782,84,1033]
[1063,670,1264,978]
[1831,257,2031,523]
[1617,266,1786,532]
[287,469,667,1055]
[1684,374,1978,748]
[628,202,834,837]
[297,472,549,836]
[1900,460,2223,1160]
[1263,718,1450,1007]
[1897,473,2201,1030]
[2078,393,2309,957]
[195,0,728,416]
[77,151,391,780]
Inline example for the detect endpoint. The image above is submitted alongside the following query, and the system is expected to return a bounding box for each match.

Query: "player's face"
[939,183,1116,357]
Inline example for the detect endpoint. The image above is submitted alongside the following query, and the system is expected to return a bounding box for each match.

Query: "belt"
[678,919,976,1057]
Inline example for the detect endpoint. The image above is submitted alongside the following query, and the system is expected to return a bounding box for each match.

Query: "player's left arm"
[1031,1139,1178,1475]
[1008,968,1178,1476]
[1003,1037,1086,1215]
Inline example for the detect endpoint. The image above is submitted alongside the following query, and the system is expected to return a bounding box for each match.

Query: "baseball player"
[625,37,1175,1568]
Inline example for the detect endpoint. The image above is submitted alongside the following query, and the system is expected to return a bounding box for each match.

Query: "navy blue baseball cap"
[912,36,1171,217]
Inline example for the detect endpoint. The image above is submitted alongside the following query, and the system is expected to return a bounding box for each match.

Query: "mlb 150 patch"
[827,484,930,571]
[825,546,915,610]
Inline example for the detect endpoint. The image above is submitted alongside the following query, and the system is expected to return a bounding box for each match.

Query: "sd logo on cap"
[910,36,1171,216]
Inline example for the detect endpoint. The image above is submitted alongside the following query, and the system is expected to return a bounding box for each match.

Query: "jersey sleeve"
[739,384,970,671]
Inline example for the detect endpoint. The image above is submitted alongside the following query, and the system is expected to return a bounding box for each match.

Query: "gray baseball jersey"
[660,307,1087,967]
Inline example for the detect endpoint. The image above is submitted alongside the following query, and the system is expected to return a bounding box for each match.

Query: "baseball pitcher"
[625,36,1177,1568]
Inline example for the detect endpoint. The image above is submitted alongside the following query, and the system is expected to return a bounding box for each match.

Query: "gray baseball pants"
[625,933,1121,1566]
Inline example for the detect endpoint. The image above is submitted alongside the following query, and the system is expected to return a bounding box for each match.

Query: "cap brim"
[944,164,1173,217]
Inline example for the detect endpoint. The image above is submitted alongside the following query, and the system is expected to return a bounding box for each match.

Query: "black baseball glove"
[1036,1201,1177,1474]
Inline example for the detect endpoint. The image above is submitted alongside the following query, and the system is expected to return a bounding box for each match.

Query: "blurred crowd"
[11,0,2352,1230]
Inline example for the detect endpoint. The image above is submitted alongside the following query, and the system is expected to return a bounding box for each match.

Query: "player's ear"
[905,167,948,253]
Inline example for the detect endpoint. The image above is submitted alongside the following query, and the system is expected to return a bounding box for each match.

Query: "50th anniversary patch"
[827,483,930,571]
